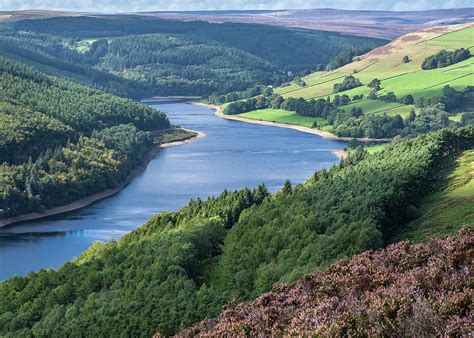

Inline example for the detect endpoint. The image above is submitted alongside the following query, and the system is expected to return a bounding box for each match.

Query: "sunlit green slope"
[242,23,473,127]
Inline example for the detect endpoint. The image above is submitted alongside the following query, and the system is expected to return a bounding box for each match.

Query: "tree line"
[223,84,473,138]
[326,48,371,70]
[421,48,471,70]
[333,75,362,93]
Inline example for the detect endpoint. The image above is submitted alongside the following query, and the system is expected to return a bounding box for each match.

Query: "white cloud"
[0,0,471,12]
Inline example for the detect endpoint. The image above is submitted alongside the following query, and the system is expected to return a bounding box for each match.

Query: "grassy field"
[240,109,329,128]
[275,71,347,96]
[421,27,474,49]
[223,24,472,134]
[340,99,410,115]
[271,24,473,122]
[349,143,388,155]
[392,149,474,242]
[73,38,97,53]
[279,51,473,103]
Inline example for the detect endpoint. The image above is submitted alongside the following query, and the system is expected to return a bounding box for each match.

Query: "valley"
[0,16,383,98]
[0,6,472,337]
[1,126,471,336]
[0,100,345,280]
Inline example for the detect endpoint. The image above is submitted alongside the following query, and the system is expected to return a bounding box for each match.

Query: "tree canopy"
[0,16,383,97]
[421,48,471,70]
[0,57,169,219]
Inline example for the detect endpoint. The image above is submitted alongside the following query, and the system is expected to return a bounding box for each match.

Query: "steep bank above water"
[0,129,205,228]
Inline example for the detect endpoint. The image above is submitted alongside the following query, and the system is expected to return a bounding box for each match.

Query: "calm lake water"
[0,100,346,280]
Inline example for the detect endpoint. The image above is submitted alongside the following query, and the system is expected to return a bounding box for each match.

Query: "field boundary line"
[424,73,473,90]
[339,98,408,115]
[416,26,472,45]
[442,61,474,73]
[281,74,347,96]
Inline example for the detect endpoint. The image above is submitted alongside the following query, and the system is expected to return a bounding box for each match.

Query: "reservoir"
[0,100,346,280]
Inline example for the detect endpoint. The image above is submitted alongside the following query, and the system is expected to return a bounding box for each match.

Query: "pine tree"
[282,179,292,196]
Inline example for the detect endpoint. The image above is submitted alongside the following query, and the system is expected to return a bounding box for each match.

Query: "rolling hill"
[0,15,383,97]
[3,9,473,39]
[274,23,473,101]
[231,23,473,138]
[145,8,474,39]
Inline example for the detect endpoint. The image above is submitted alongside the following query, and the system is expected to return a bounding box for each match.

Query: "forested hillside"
[0,35,148,98]
[0,57,170,219]
[0,16,383,97]
[1,127,471,337]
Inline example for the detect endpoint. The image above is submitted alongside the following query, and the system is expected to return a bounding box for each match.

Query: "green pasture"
[281,57,473,102]
[276,27,473,105]
[74,38,97,53]
[240,108,328,128]
[392,149,474,242]
[421,27,474,49]
[378,59,474,99]
[341,99,406,114]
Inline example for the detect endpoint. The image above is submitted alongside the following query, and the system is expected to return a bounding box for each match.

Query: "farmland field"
[245,24,474,130]
[421,27,474,49]
[340,99,408,115]
[280,26,473,100]
[240,109,328,127]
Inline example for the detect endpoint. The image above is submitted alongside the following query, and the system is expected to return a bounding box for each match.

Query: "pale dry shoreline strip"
[193,102,352,159]
[0,130,206,228]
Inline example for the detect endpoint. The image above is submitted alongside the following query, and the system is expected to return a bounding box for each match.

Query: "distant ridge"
[1,8,472,39]
[141,8,474,39]
[0,10,88,22]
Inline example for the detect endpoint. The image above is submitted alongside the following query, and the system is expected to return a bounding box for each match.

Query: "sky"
[0,0,472,12]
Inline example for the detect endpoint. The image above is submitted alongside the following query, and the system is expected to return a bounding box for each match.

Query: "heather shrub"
[179,227,473,336]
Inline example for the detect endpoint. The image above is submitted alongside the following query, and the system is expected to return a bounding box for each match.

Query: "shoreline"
[1,99,360,228]
[332,149,349,159]
[196,102,390,144]
[150,95,202,100]
[0,130,205,228]
[196,102,352,159]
